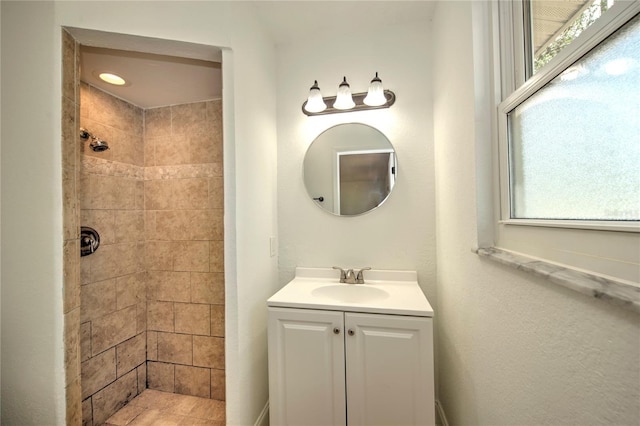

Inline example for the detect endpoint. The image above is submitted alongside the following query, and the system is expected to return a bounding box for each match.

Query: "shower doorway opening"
[61,27,227,425]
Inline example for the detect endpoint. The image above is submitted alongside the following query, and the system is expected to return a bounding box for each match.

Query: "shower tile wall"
[144,100,225,401]
[79,83,147,426]
[62,29,82,426]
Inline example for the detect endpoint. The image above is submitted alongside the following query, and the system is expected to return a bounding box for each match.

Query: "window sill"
[476,247,640,313]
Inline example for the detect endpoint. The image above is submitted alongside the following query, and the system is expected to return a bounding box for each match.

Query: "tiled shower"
[62,30,225,425]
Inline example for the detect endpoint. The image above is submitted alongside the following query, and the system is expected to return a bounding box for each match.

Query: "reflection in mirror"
[303,123,397,216]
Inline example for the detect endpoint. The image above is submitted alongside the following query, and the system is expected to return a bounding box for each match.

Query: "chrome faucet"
[333,266,371,284]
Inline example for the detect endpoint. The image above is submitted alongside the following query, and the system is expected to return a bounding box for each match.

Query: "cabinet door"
[345,313,435,426]
[268,307,346,426]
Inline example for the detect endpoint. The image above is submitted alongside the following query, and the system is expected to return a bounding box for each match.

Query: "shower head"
[90,139,109,152]
[80,128,110,152]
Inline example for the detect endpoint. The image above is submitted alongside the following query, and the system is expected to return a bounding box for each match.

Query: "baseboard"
[255,400,269,426]
[436,399,449,426]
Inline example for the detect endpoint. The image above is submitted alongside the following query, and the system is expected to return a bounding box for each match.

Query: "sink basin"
[311,285,389,303]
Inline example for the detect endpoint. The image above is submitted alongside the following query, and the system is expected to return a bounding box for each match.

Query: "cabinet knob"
[348,329,355,336]
[333,327,340,335]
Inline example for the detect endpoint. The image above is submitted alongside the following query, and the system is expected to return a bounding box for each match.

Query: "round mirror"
[303,123,397,216]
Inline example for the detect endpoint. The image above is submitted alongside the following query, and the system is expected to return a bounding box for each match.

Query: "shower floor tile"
[105,389,225,425]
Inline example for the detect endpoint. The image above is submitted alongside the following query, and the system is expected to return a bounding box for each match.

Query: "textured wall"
[432,2,640,424]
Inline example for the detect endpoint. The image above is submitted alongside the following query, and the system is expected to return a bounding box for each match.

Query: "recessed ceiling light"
[99,72,127,86]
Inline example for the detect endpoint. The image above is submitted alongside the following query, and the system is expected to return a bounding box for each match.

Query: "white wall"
[276,21,437,308]
[0,2,278,424]
[432,2,640,425]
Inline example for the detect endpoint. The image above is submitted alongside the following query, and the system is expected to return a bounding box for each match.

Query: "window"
[495,0,640,283]
[509,13,640,221]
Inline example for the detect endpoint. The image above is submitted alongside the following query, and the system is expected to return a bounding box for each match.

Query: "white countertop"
[267,267,434,317]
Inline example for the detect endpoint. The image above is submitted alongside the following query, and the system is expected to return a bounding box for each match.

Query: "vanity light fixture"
[302,72,396,116]
[332,77,356,110]
[303,80,327,113]
[363,72,386,106]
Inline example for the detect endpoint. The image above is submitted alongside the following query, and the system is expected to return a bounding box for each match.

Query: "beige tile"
[80,82,92,119]
[114,210,144,243]
[82,396,93,426]
[147,271,190,303]
[144,211,157,240]
[62,30,76,101]
[104,403,146,426]
[147,362,175,393]
[157,332,193,365]
[208,177,223,210]
[175,365,210,398]
[189,132,217,164]
[63,239,81,313]
[175,303,210,336]
[137,302,147,334]
[206,100,223,135]
[186,398,225,421]
[147,331,158,361]
[211,305,225,338]
[81,209,116,245]
[191,273,224,305]
[137,364,147,394]
[92,305,138,355]
[193,336,224,369]
[144,107,171,139]
[209,241,224,273]
[146,178,209,211]
[81,255,92,285]
[144,135,156,166]
[171,102,206,136]
[146,241,173,271]
[144,180,172,211]
[129,389,178,409]
[116,272,145,310]
[81,321,92,362]
[81,279,117,323]
[211,369,225,401]
[92,370,138,426]
[135,180,145,210]
[89,85,138,134]
[147,301,174,333]
[64,308,81,386]
[174,178,209,210]
[174,241,209,272]
[129,409,186,426]
[62,165,78,241]
[166,394,203,416]
[90,243,142,282]
[81,348,116,399]
[81,174,138,210]
[116,333,146,377]
[62,96,77,172]
[156,135,190,166]
[155,210,222,241]
[66,375,83,426]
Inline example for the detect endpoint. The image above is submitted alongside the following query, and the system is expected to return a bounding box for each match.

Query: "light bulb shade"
[304,81,327,113]
[332,77,355,110]
[363,72,386,107]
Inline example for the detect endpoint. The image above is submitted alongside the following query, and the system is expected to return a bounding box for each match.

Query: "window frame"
[489,0,640,285]
[497,0,640,233]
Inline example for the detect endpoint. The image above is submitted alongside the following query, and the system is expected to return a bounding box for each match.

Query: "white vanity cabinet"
[268,306,435,426]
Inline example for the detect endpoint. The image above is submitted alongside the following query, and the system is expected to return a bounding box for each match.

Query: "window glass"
[509,13,640,220]
[532,0,615,74]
